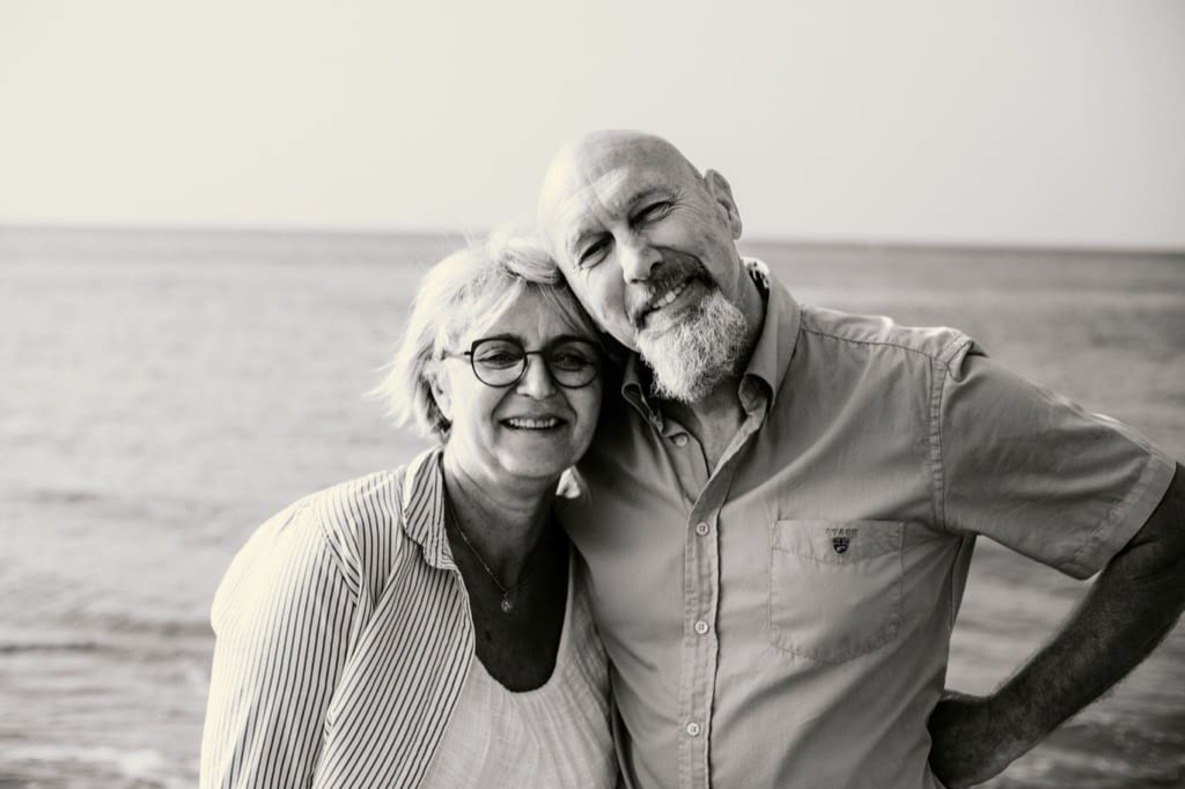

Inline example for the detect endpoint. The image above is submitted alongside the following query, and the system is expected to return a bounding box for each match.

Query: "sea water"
[1,227,1182,787]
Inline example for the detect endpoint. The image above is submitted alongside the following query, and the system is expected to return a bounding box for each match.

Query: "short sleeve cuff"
[1063,444,1177,579]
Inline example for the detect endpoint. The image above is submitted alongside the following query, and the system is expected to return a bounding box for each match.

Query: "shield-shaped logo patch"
[832,536,849,554]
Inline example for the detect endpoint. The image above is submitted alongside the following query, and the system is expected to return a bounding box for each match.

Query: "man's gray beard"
[635,289,749,403]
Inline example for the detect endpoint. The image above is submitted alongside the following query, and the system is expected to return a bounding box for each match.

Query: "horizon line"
[2,220,1182,258]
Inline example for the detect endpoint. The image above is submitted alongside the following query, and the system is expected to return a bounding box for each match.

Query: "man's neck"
[661,380,749,472]
[664,270,766,471]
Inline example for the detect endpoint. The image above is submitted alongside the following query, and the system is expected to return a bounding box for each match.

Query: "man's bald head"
[531,130,760,403]
[536,130,705,237]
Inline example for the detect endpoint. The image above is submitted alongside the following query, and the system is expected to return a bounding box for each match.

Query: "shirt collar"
[621,353,665,430]
[620,257,801,425]
[400,445,456,571]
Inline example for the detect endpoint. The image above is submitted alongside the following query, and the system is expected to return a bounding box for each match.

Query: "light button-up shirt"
[563,263,1175,789]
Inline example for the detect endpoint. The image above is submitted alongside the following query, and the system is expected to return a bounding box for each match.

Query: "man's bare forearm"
[929,463,1185,788]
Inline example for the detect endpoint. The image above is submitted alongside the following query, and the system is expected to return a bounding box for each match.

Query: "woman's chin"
[496,450,578,484]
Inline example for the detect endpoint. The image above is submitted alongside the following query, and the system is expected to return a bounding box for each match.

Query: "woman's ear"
[428,366,453,423]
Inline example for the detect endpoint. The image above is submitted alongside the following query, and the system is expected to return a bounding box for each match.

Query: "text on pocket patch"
[826,526,858,555]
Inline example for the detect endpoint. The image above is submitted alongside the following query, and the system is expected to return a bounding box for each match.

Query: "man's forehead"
[569,136,686,191]
[539,132,697,241]
[555,166,631,222]
[550,161,676,238]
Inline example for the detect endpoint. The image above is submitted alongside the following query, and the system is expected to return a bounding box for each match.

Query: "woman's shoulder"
[219,446,444,608]
[297,448,438,540]
[290,446,444,566]
[301,468,405,527]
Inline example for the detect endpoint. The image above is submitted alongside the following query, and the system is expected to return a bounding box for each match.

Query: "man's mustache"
[625,256,711,329]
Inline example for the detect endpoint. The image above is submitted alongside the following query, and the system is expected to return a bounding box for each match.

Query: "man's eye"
[637,201,672,222]
[578,239,610,267]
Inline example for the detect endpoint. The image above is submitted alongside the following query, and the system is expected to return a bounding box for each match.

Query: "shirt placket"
[661,421,710,789]
[669,400,768,789]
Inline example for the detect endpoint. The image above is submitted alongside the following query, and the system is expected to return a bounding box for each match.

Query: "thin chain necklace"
[444,492,542,614]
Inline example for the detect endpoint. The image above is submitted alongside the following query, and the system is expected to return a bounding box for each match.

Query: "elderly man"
[538,129,1185,788]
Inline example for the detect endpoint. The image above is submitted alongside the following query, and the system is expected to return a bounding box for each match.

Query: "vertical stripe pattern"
[200,447,477,788]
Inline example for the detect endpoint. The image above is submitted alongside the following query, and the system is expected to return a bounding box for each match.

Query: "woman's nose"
[516,353,558,398]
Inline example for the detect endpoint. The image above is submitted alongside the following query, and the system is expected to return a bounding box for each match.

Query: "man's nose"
[516,353,558,398]
[619,235,661,283]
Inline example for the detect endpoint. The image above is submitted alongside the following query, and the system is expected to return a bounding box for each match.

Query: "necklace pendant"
[500,596,514,614]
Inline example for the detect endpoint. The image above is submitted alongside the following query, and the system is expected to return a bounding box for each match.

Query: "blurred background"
[1,2,1182,786]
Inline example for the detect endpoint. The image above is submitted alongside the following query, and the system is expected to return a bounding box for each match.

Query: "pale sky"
[2,0,1183,248]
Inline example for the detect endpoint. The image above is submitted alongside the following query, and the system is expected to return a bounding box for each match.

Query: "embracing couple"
[200,131,1185,789]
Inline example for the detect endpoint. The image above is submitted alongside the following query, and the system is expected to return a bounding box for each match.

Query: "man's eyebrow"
[624,186,671,212]
[566,226,606,256]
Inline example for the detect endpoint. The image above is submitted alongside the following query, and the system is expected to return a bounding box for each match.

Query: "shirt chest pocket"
[769,519,904,664]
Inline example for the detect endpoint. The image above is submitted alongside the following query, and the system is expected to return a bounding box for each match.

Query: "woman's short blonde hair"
[375,232,600,439]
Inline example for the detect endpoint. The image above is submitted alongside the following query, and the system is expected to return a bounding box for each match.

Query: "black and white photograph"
[2,2,1183,787]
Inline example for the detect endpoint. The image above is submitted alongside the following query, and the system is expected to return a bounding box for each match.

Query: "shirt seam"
[799,325,964,370]
[929,356,966,628]
[311,504,364,603]
[309,470,408,603]
[927,333,979,534]
[929,358,951,535]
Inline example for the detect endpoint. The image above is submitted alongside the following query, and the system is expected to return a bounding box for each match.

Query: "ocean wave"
[0,744,193,789]
[18,487,108,506]
[0,639,112,656]
[0,612,214,663]
[5,615,212,645]
[12,484,231,526]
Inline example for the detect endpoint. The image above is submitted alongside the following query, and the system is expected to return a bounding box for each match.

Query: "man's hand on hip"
[927,690,1025,788]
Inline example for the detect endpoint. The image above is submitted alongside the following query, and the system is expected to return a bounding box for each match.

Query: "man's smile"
[649,279,691,311]
[630,269,708,330]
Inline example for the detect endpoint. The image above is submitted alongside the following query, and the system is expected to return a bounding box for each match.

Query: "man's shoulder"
[796,303,976,369]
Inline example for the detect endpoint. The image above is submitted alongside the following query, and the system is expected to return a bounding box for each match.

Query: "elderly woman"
[200,235,617,788]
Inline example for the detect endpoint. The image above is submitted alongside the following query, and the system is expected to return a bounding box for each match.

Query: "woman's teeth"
[505,417,561,429]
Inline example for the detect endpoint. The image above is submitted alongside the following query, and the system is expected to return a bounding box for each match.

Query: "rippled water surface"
[2,228,1182,787]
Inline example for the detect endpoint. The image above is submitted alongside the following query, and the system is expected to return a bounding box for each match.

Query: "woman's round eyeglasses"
[446,337,601,389]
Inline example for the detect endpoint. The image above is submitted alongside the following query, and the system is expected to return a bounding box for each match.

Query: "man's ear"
[703,169,743,240]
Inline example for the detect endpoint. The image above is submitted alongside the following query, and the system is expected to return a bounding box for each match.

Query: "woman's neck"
[440,448,557,580]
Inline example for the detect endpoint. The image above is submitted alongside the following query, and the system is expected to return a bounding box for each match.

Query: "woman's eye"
[550,352,590,371]
[549,343,599,370]
[487,353,518,364]
[476,349,521,368]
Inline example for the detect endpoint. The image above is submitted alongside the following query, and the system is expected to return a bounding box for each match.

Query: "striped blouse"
[199,446,614,788]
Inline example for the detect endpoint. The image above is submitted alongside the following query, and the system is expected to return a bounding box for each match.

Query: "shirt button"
[672,434,689,447]
[686,722,701,737]
[695,521,710,536]
[694,620,710,635]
